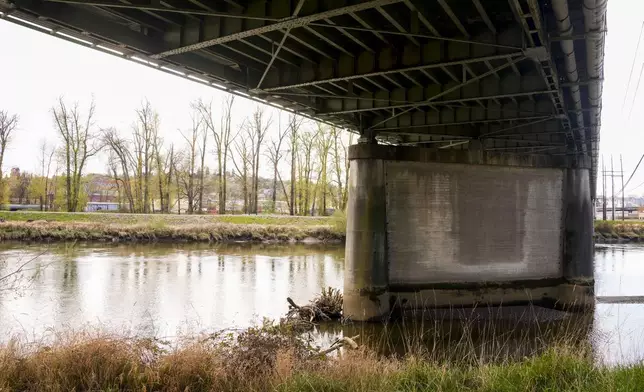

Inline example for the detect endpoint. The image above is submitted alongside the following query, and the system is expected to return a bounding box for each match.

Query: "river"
[0,242,643,364]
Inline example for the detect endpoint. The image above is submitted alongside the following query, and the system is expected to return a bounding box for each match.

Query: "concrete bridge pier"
[343,144,594,321]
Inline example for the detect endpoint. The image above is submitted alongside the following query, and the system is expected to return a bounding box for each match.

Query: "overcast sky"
[0,1,642,194]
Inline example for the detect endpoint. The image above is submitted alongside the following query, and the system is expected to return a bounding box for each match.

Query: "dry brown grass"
[0,221,344,244]
[0,317,642,392]
[0,321,319,392]
[595,220,644,241]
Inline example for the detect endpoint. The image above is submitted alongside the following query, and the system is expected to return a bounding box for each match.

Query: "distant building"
[85,174,119,203]
[85,201,120,212]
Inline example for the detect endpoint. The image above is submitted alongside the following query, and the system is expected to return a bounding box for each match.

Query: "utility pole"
[602,156,607,220]
[621,154,625,221]
[611,154,615,221]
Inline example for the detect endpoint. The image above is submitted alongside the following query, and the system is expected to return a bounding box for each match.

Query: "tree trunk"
[272,166,277,212]
[290,143,296,216]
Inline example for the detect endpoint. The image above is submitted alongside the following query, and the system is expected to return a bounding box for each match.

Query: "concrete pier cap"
[343,144,594,321]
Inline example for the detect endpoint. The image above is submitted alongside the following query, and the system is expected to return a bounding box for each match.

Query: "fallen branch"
[309,335,360,359]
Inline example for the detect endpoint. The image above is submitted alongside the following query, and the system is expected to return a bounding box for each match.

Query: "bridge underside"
[1,0,605,319]
[2,0,602,190]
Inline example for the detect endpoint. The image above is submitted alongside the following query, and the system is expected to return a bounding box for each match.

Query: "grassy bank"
[0,325,641,392]
[0,211,344,243]
[0,289,632,391]
[0,211,332,226]
[594,220,644,242]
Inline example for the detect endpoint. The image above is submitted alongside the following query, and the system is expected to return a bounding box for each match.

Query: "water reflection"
[0,242,344,339]
[1,242,644,365]
[322,307,595,363]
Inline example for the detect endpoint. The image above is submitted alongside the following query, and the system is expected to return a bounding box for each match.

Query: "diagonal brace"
[368,56,528,130]
[151,0,404,59]
[256,0,306,89]
[263,52,524,92]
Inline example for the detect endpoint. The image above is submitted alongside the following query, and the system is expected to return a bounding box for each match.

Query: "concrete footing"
[343,144,594,321]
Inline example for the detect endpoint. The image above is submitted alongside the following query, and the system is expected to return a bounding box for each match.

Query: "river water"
[0,242,643,364]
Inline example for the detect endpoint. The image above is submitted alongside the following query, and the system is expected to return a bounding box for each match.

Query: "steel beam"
[368,56,527,130]
[321,90,555,115]
[262,52,523,92]
[322,18,372,52]
[438,140,470,149]
[472,0,496,34]
[437,0,468,37]
[375,5,418,45]
[349,12,388,44]
[404,0,440,36]
[43,0,279,20]
[373,115,555,131]
[256,0,307,89]
[521,0,576,149]
[485,145,563,151]
[479,116,557,137]
[151,0,404,58]
[303,25,353,55]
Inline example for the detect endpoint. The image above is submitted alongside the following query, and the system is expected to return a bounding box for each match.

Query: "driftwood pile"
[283,287,343,331]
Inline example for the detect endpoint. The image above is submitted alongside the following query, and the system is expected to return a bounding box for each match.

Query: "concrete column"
[560,167,595,309]
[343,158,390,321]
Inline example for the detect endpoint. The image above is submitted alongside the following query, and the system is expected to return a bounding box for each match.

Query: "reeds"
[0,294,641,391]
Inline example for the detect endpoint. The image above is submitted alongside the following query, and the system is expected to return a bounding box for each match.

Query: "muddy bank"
[594,221,644,243]
[0,221,345,244]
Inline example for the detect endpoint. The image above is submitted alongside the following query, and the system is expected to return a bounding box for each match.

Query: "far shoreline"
[0,211,346,244]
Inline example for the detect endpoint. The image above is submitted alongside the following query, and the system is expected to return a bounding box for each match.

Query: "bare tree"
[315,124,333,215]
[172,148,185,214]
[179,115,202,214]
[38,139,56,211]
[343,133,353,209]
[195,94,236,214]
[154,142,174,214]
[102,128,136,211]
[106,150,123,210]
[198,123,208,213]
[245,107,271,214]
[0,111,18,203]
[298,127,319,215]
[52,97,100,212]
[287,114,304,215]
[132,100,159,213]
[266,114,288,213]
[231,123,251,214]
[329,127,344,211]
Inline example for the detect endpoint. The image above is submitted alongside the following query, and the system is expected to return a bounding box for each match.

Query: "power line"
[621,21,644,114]
[617,153,644,195]
[628,63,644,121]
[628,178,644,194]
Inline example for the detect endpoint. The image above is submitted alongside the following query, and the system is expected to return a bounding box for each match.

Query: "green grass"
[0,287,634,391]
[594,220,644,241]
[279,349,643,392]
[0,212,343,243]
[0,211,332,226]
[0,221,344,243]
[0,328,642,392]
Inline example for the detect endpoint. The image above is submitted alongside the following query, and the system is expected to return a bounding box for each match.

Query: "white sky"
[0,16,286,178]
[0,1,642,193]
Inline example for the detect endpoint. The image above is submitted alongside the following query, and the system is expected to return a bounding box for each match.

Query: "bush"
[330,209,346,235]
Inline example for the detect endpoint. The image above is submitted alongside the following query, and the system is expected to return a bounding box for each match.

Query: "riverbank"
[2,212,639,245]
[0,211,345,243]
[594,220,644,243]
[0,325,640,392]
